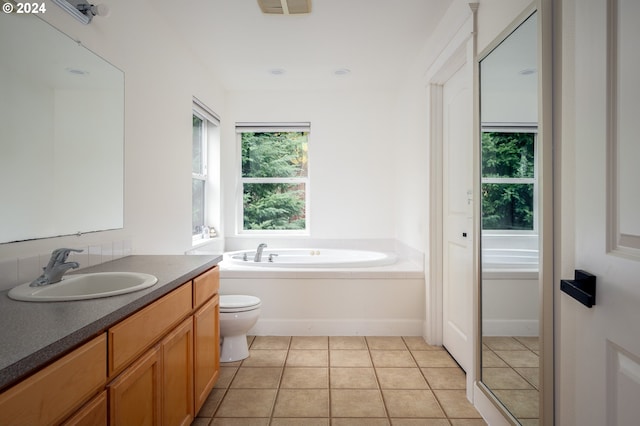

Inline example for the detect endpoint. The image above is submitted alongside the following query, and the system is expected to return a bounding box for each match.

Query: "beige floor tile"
[391,420,450,426]
[403,336,443,351]
[433,390,482,418]
[331,389,387,417]
[482,368,534,390]
[376,367,429,389]
[211,419,269,426]
[333,419,390,426]
[382,389,445,418]
[272,389,329,417]
[250,336,290,349]
[515,336,539,351]
[370,350,417,367]
[492,389,539,419]
[290,336,329,349]
[412,350,458,368]
[449,419,489,426]
[330,350,372,367]
[280,367,328,388]
[270,419,329,426]
[483,336,527,351]
[197,388,226,417]
[230,367,282,389]
[242,349,288,367]
[366,336,407,350]
[494,350,539,368]
[221,360,243,368]
[329,336,367,349]
[215,389,277,418]
[482,350,508,367]
[286,349,328,367]
[515,367,539,389]
[330,367,378,389]
[422,367,466,389]
[191,418,212,426]
[214,366,238,389]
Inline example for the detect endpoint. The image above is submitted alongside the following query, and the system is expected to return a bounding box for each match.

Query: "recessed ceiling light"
[334,68,351,76]
[269,68,286,76]
[65,67,89,76]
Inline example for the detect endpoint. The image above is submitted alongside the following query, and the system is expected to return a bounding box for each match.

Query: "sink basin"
[8,272,158,302]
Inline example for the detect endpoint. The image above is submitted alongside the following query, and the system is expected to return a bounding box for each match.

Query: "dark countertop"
[0,254,222,392]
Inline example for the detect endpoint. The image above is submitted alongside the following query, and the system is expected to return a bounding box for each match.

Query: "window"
[192,99,220,242]
[481,128,537,231]
[236,123,310,233]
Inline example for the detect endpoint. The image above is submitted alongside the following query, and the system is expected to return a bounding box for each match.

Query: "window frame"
[192,99,220,244]
[481,124,538,235]
[235,122,311,236]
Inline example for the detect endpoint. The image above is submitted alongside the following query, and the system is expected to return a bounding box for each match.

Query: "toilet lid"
[220,294,261,312]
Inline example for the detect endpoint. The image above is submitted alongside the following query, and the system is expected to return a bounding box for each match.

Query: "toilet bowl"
[219,294,261,362]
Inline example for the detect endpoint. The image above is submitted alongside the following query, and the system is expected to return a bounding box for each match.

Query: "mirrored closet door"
[477,7,551,424]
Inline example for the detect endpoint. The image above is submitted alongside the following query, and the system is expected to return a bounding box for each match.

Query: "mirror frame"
[474,0,554,424]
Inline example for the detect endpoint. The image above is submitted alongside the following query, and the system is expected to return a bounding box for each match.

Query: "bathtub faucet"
[254,243,267,262]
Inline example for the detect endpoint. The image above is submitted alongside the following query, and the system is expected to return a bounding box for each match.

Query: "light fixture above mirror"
[51,0,109,24]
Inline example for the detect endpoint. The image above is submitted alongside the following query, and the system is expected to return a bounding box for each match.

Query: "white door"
[442,57,473,373]
[560,0,640,424]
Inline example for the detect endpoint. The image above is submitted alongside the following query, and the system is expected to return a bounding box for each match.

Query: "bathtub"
[211,243,425,336]
[224,248,397,268]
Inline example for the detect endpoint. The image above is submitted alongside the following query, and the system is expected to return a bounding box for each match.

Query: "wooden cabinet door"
[108,345,161,426]
[193,294,219,413]
[161,317,194,426]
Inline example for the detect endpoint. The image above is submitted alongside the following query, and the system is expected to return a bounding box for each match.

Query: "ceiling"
[150,0,454,91]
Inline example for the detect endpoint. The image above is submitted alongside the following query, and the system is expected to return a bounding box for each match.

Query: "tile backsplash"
[0,240,132,292]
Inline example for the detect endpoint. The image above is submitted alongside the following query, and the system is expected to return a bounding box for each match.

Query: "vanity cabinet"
[0,264,220,426]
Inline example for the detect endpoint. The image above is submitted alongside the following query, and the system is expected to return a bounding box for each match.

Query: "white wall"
[0,0,225,270]
[223,90,396,241]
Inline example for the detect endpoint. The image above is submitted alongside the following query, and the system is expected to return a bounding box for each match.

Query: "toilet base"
[220,335,249,362]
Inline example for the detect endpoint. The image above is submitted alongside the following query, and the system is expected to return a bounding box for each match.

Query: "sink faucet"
[254,243,267,262]
[30,248,83,287]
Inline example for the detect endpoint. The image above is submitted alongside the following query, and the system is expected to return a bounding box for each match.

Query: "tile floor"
[193,336,487,425]
[482,336,539,425]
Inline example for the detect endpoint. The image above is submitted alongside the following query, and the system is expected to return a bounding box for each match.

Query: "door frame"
[426,6,477,401]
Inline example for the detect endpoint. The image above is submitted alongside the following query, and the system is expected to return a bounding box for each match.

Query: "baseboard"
[482,319,539,336]
[248,318,424,336]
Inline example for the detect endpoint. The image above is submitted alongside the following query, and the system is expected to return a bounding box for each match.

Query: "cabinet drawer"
[109,283,192,376]
[193,266,219,308]
[62,390,107,426]
[0,334,107,426]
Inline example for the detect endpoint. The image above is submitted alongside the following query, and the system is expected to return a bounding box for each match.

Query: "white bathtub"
[215,244,425,336]
[224,248,397,268]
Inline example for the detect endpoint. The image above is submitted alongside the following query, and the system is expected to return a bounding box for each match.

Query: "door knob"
[560,270,596,308]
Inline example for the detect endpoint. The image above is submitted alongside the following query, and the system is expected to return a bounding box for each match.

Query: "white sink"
[8,272,158,302]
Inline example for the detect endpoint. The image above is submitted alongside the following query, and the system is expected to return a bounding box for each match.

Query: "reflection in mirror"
[480,11,540,423]
[0,11,124,244]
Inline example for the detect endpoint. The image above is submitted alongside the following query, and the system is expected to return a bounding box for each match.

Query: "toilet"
[219,294,261,362]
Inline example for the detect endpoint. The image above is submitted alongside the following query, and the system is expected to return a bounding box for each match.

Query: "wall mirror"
[478,9,544,424]
[0,11,124,244]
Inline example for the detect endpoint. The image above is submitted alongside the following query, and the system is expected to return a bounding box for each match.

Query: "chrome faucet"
[254,243,267,262]
[30,248,83,287]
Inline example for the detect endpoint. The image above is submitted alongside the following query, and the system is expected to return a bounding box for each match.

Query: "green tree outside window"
[241,131,308,230]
